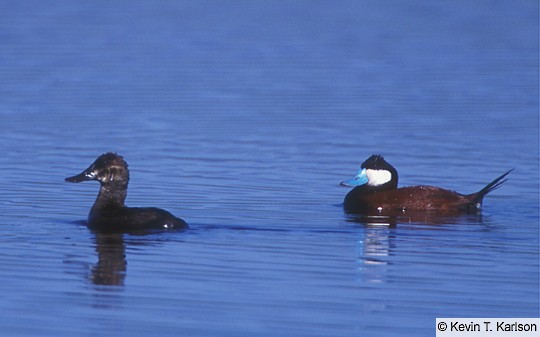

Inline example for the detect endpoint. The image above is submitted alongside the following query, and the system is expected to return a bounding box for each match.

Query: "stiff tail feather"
[471,169,513,205]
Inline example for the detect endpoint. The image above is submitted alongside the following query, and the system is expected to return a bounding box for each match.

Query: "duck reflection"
[347,210,483,227]
[355,224,394,284]
[91,233,127,286]
[88,227,183,287]
[350,212,485,284]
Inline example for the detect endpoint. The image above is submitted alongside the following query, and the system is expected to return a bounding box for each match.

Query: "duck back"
[344,186,474,214]
[89,206,188,233]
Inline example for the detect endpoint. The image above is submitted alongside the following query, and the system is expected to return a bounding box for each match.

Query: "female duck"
[66,152,188,232]
[341,155,511,215]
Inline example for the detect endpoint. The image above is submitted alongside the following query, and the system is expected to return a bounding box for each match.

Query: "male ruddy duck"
[341,155,512,215]
[65,152,188,232]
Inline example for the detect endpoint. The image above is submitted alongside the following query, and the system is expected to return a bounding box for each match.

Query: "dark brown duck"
[66,152,188,232]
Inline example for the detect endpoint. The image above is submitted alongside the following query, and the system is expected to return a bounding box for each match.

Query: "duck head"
[340,155,398,190]
[65,152,129,189]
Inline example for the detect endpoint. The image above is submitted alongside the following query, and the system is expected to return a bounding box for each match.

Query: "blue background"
[1,1,538,336]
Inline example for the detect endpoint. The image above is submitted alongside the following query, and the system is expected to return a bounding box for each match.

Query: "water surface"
[0,1,538,336]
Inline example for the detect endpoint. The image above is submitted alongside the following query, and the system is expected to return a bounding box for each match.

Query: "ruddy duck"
[65,152,188,232]
[341,155,511,214]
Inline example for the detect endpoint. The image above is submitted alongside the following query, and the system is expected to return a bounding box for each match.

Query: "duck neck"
[91,184,128,212]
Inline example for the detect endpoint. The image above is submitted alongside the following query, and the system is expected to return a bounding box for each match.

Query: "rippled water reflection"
[1,1,538,336]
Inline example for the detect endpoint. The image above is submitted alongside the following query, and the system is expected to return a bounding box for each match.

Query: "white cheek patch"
[365,169,392,186]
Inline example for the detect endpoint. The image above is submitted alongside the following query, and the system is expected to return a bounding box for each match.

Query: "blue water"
[1,1,538,336]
